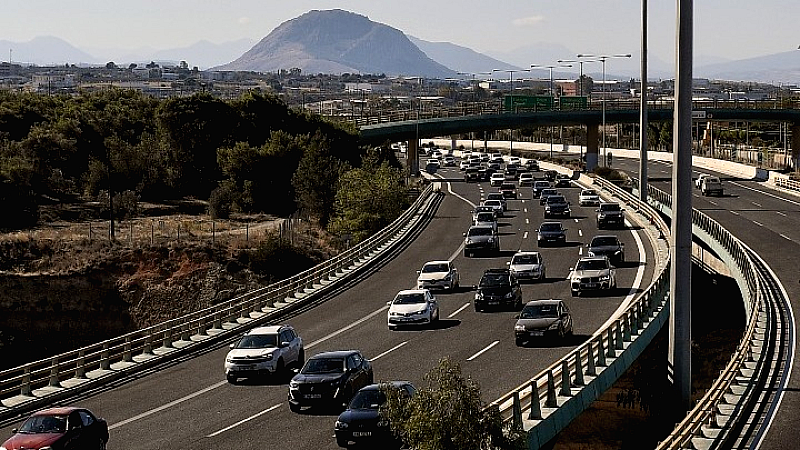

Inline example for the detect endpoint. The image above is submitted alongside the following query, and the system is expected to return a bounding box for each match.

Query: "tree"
[292,131,348,226]
[382,358,526,450]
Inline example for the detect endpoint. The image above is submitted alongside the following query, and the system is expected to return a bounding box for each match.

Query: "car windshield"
[421,263,448,273]
[19,415,67,433]
[348,389,386,410]
[520,304,559,319]
[539,223,562,232]
[394,293,426,304]
[547,196,566,204]
[591,237,619,247]
[542,190,557,196]
[302,357,345,374]
[476,213,494,222]
[513,254,539,265]
[535,182,549,188]
[236,334,278,349]
[483,200,501,207]
[479,273,509,287]
[487,193,503,200]
[468,227,492,237]
[577,260,608,271]
[600,204,621,212]
[582,190,597,196]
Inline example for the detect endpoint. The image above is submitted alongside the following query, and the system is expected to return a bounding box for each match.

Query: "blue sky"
[2,0,798,63]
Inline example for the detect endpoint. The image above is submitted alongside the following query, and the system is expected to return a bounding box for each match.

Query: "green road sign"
[559,96,588,110]
[503,95,554,112]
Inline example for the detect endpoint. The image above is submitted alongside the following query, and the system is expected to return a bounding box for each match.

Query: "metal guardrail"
[489,174,672,446]
[0,185,439,419]
[775,176,800,193]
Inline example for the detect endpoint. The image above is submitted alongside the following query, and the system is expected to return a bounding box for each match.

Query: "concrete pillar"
[792,123,800,171]
[451,136,457,152]
[586,123,600,171]
[528,380,542,420]
[408,139,419,175]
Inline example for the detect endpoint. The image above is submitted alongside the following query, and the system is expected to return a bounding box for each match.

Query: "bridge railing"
[0,185,439,418]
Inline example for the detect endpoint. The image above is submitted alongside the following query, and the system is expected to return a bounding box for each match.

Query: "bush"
[209,184,235,219]
[97,190,139,220]
[238,235,317,282]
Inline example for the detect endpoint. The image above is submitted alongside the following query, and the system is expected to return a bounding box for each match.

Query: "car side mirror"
[229,343,235,349]
[416,270,421,275]
[386,301,392,306]
[506,261,511,266]
[11,428,18,434]
[462,232,467,237]
[280,341,290,348]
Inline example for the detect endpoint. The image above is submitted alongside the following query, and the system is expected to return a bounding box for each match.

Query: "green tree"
[382,358,525,450]
[292,131,349,226]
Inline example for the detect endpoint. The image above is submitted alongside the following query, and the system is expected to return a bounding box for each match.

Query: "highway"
[612,155,800,450]
[0,157,658,449]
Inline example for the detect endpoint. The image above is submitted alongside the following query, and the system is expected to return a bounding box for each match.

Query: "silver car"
[416,260,460,290]
[225,325,304,383]
[570,257,617,296]
[514,299,573,345]
[579,189,601,206]
[507,251,546,281]
[473,211,498,232]
[463,225,500,257]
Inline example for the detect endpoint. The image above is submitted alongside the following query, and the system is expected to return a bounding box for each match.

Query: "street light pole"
[493,68,530,155]
[532,64,572,158]
[639,0,649,201]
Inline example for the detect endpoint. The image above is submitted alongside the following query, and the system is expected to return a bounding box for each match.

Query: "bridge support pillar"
[408,139,420,175]
[792,122,800,171]
[451,136,457,152]
[586,123,600,171]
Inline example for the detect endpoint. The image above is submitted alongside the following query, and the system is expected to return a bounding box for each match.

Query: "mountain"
[696,51,800,84]
[1,36,100,66]
[214,9,456,77]
[407,36,520,75]
[86,39,256,70]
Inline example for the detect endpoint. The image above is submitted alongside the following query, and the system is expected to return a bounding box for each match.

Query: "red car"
[1,406,109,450]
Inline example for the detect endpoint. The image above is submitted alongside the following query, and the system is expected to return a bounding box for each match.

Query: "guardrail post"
[75,350,87,379]
[587,342,597,376]
[100,343,111,370]
[635,303,644,333]
[597,338,607,367]
[528,380,542,420]
[574,352,585,386]
[615,320,624,350]
[512,392,523,430]
[181,323,191,342]
[198,317,208,336]
[623,314,632,342]
[546,370,558,408]
[240,302,251,319]
[20,367,32,396]
[143,335,153,355]
[560,360,571,396]
[607,328,616,357]
[213,312,223,329]
[123,336,133,362]
[163,328,173,349]
[49,358,61,387]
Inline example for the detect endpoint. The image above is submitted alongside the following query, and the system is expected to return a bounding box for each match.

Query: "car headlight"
[514,324,526,331]
[587,251,596,257]
[262,352,274,361]
[600,274,611,281]
[465,238,473,244]
[335,420,349,430]
[225,356,233,363]
[504,291,514,298]
[389,311,401,317]
[548,322,561,330]
[475,292,483,300]
[488,238,495,243]
[614,250,622,256]
[290,380,299,389]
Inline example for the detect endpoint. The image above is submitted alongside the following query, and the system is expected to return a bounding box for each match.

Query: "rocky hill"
[215,9,456,77]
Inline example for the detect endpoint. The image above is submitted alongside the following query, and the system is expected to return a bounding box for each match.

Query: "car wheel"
[515,337,524,347]
[289,402,301,413]
[297,349,305,368]
[474,304,482,312]
[389,325,396,331]
[226,374,237,384]
[337,437,350,448]
[464,249,470,257]
[97,437,107,450]
[540,270,546,281]
[571,290,580,297]
[558,327,566,340]
[275,358,285,379]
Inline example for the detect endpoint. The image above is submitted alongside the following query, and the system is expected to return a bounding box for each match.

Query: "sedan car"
[459,160,471,171]
[464,167,480,182]
[482,199,504,217]
[518,172,534,186]
[463,225,500,257]
[515,299,573,345]
[539,188,560,205]
[579,189,601,206]
[473,211,499,232]
[387,289,439,329]
[489,172,506,187]
[587,235,625,264]
[334,382,416,448]
[596,202,626,229]
[532,180,551,198]
[1,407,109,450]
[555,174,572,188]
[570,256,617,296]
[288,350,374,412]
[485,192,507,211]
[537,222,567,246]
[544,194,571,218]
[225,324,304,383]
[416,260,460,290]
[507,251,546,281]
[474,268,523,312]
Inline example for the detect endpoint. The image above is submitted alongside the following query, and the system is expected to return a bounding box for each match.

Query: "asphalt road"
[0,158,657,450]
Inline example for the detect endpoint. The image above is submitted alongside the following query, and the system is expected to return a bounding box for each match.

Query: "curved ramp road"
[0,161,658,450]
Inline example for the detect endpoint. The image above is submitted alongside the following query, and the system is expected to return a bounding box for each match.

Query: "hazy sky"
[2,0,798,63]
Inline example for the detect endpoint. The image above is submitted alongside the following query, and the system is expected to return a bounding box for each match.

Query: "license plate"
[488,301,499,305]
[304,394,322,399]
[233,365,256,371]
[530,331,544,337]
[585,283,597,288]
[352,431,372,437]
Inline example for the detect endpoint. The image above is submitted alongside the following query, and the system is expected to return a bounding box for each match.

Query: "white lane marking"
[578,229,583,237]
[573,218,579,223]
[730,210,740,216]
[776,211,787,217]
[206,403,282,438]
[596,218,648,332]
[437,176,479,262]
[730,181,800,207]
[525,218,529,224]
[780,234,793,242]
[467,340,500,361]
[707,200,718,206]
[523,231,529,239]
[448,303,471,318]
[524,208,528,213]
[306,306,389,349]
[109,381,228,430]
[371,341,408,362]
[752,201,763,208]
[578,247,583,256]
[753,221,764,227]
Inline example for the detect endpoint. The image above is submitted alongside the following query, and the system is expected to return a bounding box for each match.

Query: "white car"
[224,325,304,383]
[509,156,521,166]
[483,199,504,217]
[417,260,460,290]
[695,173,710,189]
[518,172,534,186]
[570,257,617,296]
[387,289,439,330]
[459,160,471,171]
[507,251,546,281]
[490,172,506,187]
[579,189,601,206]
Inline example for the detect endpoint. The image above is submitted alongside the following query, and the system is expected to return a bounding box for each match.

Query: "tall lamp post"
[577,54,632,166]
[493,68,530,155]
[531,64,572,158]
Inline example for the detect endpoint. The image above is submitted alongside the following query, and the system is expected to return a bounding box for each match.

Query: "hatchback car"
[537,222,567,246]
[570,257,617,296]
[579,189,601,206]
[288,350,374,412]
[507,251,546,281]
[464,167,480,182]
[474,268,523,312]
[515,300,573,345]
[1,407,109,450]
[334,382,416,448]
[587,235,625,264]
[416,261,460,290]
[596,202,626,229]
[463,225,500,257]
[387,289,439,329]
[225,324,304,383]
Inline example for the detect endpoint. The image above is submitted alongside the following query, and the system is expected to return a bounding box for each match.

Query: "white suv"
[225,325,304,383]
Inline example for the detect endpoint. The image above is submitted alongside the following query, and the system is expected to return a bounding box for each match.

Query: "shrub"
[208,184,235,219]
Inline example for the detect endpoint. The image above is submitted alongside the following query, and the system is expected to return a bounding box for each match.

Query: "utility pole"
[639,0,649,201]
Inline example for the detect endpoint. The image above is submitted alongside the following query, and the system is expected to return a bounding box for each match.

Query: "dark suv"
[587,235,625,264]
[596,202,625,229]
[544,195,571,218]
[500,182,517,199]
[288,350,374,412]
[474,269,523,312]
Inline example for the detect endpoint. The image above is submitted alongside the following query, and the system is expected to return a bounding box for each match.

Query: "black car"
[532,180,551,198]
[464,167,480,182]
[555,174,572,188]
[596,202,626,229]
[539,188,560,205]
[289,350,374,412]
[499,182,517,199]
[334,381,416,448]
[537,221,567,246]
[544,194,571,218]
[587,235,625,264]
[525,159,540,171]
[474,268,523,312]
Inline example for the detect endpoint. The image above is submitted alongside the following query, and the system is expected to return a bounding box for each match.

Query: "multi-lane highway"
[0,155,658,449]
